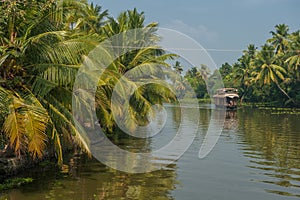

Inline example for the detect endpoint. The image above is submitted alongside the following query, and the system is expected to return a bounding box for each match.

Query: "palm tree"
[0,0,96,163]
[199,64,210,81]
[253,44,294,104]
[173,61,183,74]
[267,24,290,54]
[64,1,108,34]
[92,9,176,132]
[0,1,179,162]
[285,31,300,80]
[233,44,257,102]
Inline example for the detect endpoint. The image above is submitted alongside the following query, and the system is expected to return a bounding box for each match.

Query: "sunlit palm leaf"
[3,101,26,156]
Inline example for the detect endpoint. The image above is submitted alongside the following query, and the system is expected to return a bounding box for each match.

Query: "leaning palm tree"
[92,9,177,133]
[0,0,99,163]
[252,44,294,104]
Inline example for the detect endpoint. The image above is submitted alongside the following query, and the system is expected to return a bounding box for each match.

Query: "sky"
[90,0,300,67]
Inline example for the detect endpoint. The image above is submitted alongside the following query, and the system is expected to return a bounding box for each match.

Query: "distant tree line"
[219,24,300,107]
[182,24,300,107]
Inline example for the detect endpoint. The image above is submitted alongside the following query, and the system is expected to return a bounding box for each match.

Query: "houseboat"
[213,88,239,109]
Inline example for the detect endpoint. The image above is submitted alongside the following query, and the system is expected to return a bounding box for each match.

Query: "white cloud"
[164,20,218,45]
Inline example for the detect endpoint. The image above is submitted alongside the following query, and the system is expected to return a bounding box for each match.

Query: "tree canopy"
[218,24,300,107]
[0,0,176,164]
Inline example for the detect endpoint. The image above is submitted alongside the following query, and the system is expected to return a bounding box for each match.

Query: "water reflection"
[1,152,177,200]
[223,110,238,130]
[237,108,300,198]
[1,106,300,199]
[1,106,189,200]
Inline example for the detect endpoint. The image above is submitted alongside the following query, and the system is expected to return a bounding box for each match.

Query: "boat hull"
[215,104,238,110]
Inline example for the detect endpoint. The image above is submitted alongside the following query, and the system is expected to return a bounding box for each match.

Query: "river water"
[1,105,300,200]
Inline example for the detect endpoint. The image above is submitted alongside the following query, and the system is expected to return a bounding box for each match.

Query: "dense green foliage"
[0,0,298,167]
[184,24,300,107]
[0,0,175,163]
[219,24,300,107]
[184,65,210,99]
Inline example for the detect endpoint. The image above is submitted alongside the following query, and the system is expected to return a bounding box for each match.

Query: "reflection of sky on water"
[2,107,300,200]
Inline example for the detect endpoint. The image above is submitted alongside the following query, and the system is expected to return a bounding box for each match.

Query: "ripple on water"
[236,109,300,198]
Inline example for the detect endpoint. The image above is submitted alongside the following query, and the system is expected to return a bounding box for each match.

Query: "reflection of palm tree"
[238,109,300,194]
[43,144,178,200]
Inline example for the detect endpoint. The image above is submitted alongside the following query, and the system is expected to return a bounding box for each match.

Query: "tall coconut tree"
[64,1,108,35]
[92,9,176,132]
[285,31,300,80]
[233,44,257,102]
[267,24,290,54]
[0,0,98,163]
[253,44,294,104]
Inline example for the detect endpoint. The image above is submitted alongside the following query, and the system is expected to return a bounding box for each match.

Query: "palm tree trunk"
[276,83,295,105]
[240,94,244,104]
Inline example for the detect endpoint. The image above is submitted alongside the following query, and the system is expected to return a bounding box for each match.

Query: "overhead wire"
[101,45,300,52]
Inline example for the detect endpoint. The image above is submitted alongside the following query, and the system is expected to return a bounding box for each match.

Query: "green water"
[1,105,300,200]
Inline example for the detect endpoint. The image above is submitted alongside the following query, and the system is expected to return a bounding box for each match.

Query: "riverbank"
[240,102,300,111]
[0,151,81,192]
[0,156,39,192]
[0,157,30,180]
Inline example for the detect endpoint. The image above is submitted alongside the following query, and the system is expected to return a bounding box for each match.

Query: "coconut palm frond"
[22,92,49,159]
[1,89,49,158]
[3,99,26,156]
[45,94,91,155]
